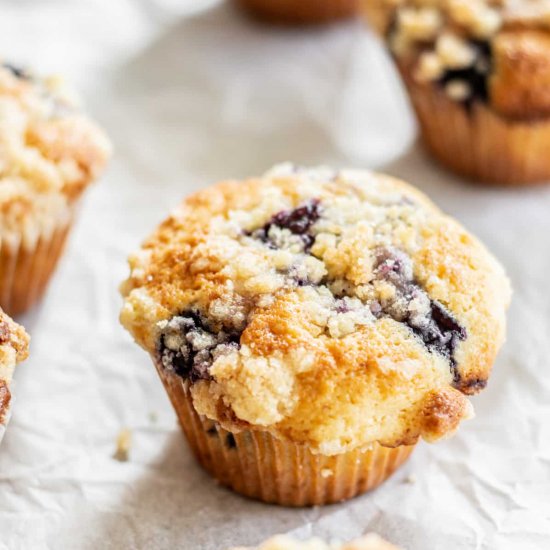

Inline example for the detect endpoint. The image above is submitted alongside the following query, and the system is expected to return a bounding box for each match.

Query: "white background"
[0,1,549,549]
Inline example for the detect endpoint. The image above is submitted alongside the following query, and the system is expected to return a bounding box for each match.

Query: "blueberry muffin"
[0,309,30,444]
[234,0,358,25]
[231,533,400,550]
[0,62,111,315]
[120,164,510,506]
[361,0,550,184]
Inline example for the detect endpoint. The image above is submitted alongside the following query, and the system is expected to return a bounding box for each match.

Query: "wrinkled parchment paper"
[0,2,549,549]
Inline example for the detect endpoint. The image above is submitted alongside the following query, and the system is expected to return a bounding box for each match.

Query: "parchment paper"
[0,1,549,549]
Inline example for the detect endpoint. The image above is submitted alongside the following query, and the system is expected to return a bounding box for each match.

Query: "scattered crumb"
[148,411,158,424]
[320,468,334,478]
[404,474,417,484]
[113,428,132,462]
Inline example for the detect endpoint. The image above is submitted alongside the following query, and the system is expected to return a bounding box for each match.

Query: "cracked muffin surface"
[120,165,510,455]
[363,0,550,118]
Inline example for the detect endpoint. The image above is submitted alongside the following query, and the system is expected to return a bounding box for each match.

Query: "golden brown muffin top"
[230,533,400,550]
[362,0,550,118]
[0,309,30,439]
[0,62,111,243]
[120,165,510,455]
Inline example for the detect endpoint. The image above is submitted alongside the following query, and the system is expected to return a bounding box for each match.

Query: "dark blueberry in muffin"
[454,376,487,392]
[373,247,466,370]
[249,199,322,252]
[439,40,492,107]
[3,63,30,80]
[410,300,467,367]
[270,199,321,235]
[225,433,237,449]
[158,311,241,383]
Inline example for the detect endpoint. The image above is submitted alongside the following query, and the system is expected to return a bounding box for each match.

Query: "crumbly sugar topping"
[120,165,510,454]
[0,62,111,243]
[378,0,550,108]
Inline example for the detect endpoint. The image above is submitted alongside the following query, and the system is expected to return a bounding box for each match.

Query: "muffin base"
[0,218,73,316]
[400,67,550,185]
[159,367,414,506]
[234,0,358,25]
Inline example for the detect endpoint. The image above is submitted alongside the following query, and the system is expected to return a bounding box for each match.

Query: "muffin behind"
[361,0,550,185]
[234,0,358,25]
[0,62,111,315]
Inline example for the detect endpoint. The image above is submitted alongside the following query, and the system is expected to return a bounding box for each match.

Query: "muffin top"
[0,62,111,244]
[364,0,550,118]
[120,165,510,455]
[0,309,30,441]
[230,534,399,550]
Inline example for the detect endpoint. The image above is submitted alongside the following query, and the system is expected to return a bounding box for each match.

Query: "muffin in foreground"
[231,533,399,550]
[0,62,111,315]
[120,164,510,506]
[0,309,30,444]
[234,0,358,24]
[361,0,550,185]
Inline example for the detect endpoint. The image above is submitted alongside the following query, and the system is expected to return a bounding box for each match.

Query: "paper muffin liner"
[0,211,74,317]
[399,66,550,185]
[234,0,358,24]
[157,365,414,506]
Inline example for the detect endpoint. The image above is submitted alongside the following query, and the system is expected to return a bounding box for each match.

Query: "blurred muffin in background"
[120,164,510,506]
[361,0,550,185]
[231,533,400,549]
[234,0,358,24]
[0,308,29,444]
[0,62,111,315]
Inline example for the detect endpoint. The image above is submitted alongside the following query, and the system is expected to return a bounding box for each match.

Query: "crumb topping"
[120,165,510,453]
[0,62,111,244]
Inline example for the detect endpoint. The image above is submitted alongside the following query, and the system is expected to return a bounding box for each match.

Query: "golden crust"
[231,533,400,550]
[120,165,510,454]
[490,29,550,118]
[0,64,111,242]
[0,309,30,428]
